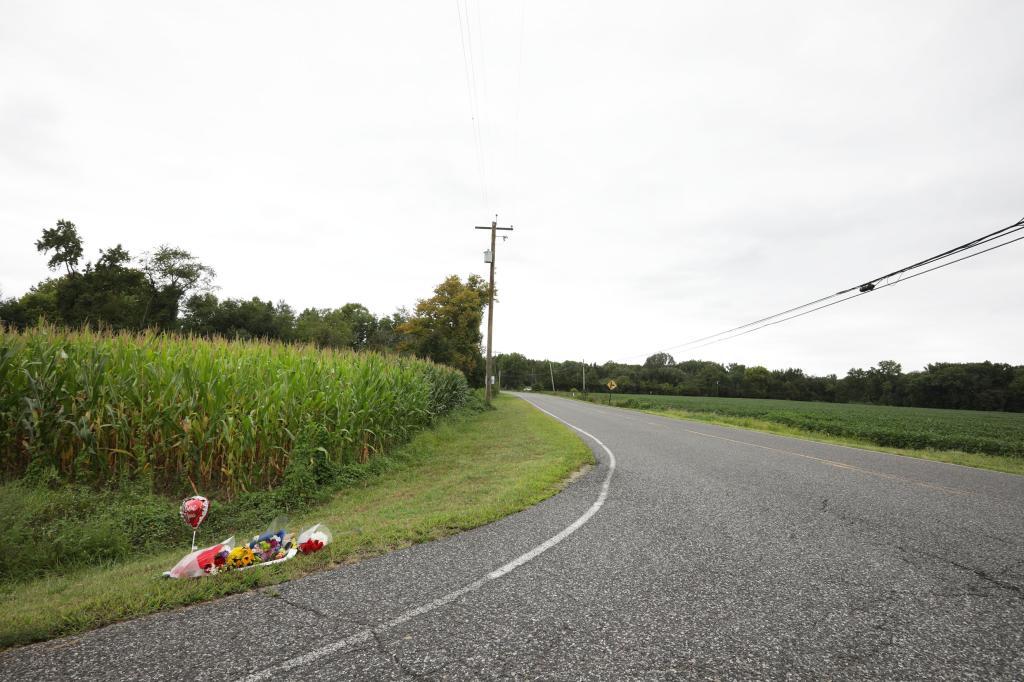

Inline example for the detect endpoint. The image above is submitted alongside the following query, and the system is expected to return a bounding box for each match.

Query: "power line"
[455,0,488,208]
[474,0,489,128]
[510,0,526,219]
[464,0,488,207]
[866,216,1024,285]
[622,215,1024,361]
[672,216,1024,353]
[685,231,1024,353]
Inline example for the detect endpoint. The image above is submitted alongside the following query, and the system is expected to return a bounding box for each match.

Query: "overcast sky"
[2,1,1021,376]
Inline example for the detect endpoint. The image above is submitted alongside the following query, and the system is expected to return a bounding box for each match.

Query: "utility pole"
[549,362,555,393]
[582,360,587,396]
[475,216,513,406]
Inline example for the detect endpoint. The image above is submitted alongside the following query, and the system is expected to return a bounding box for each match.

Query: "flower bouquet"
[297,523,332,554]
[164,537,235,579]
[165,517,332,579]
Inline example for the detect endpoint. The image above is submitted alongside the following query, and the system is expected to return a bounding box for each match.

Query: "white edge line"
[243,396,615,681]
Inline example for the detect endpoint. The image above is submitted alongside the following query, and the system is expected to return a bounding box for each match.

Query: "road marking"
[672,423,970,496]
[243,397,616,681]
[551,395,968,496]
[557,393,962,493]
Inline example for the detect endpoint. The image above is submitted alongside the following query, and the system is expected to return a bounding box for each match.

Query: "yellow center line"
[675,425,971,496]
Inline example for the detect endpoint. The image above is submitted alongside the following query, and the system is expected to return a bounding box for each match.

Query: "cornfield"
[0,326,469,495]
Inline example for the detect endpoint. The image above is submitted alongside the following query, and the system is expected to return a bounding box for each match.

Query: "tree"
[497,352,534,389]
[26,224,154,330]
[644,352,675,368]
[745,366,771,398]
[870,360,903,404]
[180,293,220,335]
[53,243,155,330]
[180,294,297,342]
[140,246,216,328]
[696,362,727,396]
[97,244,131,269]
[271,301,296,341]
[0,279,61,329]
[340,303,377,350]
[140,246,216,294]
[368,308,409,350]
[725,363,747,396]
[399,275,489,381]
[1008,369,1024,412]
[640,354,681,392]
[295,308,353,349]
[35,219,84,274]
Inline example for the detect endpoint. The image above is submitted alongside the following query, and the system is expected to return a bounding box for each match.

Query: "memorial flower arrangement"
[164,502,332,579]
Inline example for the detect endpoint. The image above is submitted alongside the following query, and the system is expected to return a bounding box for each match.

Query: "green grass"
[558,392,1024,475]
[0,395,592,649]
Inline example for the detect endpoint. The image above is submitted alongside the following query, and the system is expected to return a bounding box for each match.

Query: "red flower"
[299,539,324,554]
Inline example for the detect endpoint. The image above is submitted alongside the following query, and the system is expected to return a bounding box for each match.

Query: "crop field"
[0,326,469,496]
[584,393,1024,458]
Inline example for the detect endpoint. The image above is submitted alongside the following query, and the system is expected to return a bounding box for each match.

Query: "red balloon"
[179,496,209,529]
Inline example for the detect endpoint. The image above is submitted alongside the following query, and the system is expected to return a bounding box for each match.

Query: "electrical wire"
[621,216,1024,361]
[510,0,527,220]
[865,216,1024,285]
[684,231,1024,352]
[464,0,488,206]
[455,0,488,209]
[668,216,1024,354]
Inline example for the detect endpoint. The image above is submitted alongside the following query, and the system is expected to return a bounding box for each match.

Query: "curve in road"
[2,393,1022,680]
[244,401,617,680]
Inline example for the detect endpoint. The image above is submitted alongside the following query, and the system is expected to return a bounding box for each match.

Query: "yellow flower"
[225,547,252,569]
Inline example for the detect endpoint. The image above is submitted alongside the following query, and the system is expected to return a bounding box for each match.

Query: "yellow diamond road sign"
[606,379,617,391]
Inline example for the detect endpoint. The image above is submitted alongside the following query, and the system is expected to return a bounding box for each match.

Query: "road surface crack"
[267,592,330,619]
[895,544,1024,598]
[948,560,1024,598]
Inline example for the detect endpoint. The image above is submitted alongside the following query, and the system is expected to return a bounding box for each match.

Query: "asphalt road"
[3,393,1023,681]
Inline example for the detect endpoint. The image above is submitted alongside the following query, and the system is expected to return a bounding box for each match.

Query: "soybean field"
[581,393,1024,458]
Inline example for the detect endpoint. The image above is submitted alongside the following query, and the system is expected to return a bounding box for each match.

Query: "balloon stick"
[191,530,197,551]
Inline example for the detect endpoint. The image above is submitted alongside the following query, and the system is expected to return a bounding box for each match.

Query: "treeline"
[496,352,1024,413]
[1,220,491,383]
[178,296,410,352]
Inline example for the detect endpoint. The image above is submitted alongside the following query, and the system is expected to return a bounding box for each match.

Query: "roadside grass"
[0,395,592,650]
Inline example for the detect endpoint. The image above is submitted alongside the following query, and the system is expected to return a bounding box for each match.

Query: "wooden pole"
[475,219,513,407]
[485,220,496,405]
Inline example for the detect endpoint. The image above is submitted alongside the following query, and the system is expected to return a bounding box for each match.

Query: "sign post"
[606,379,617,405]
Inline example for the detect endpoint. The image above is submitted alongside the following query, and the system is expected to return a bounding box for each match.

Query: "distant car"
[523,386,532,391]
